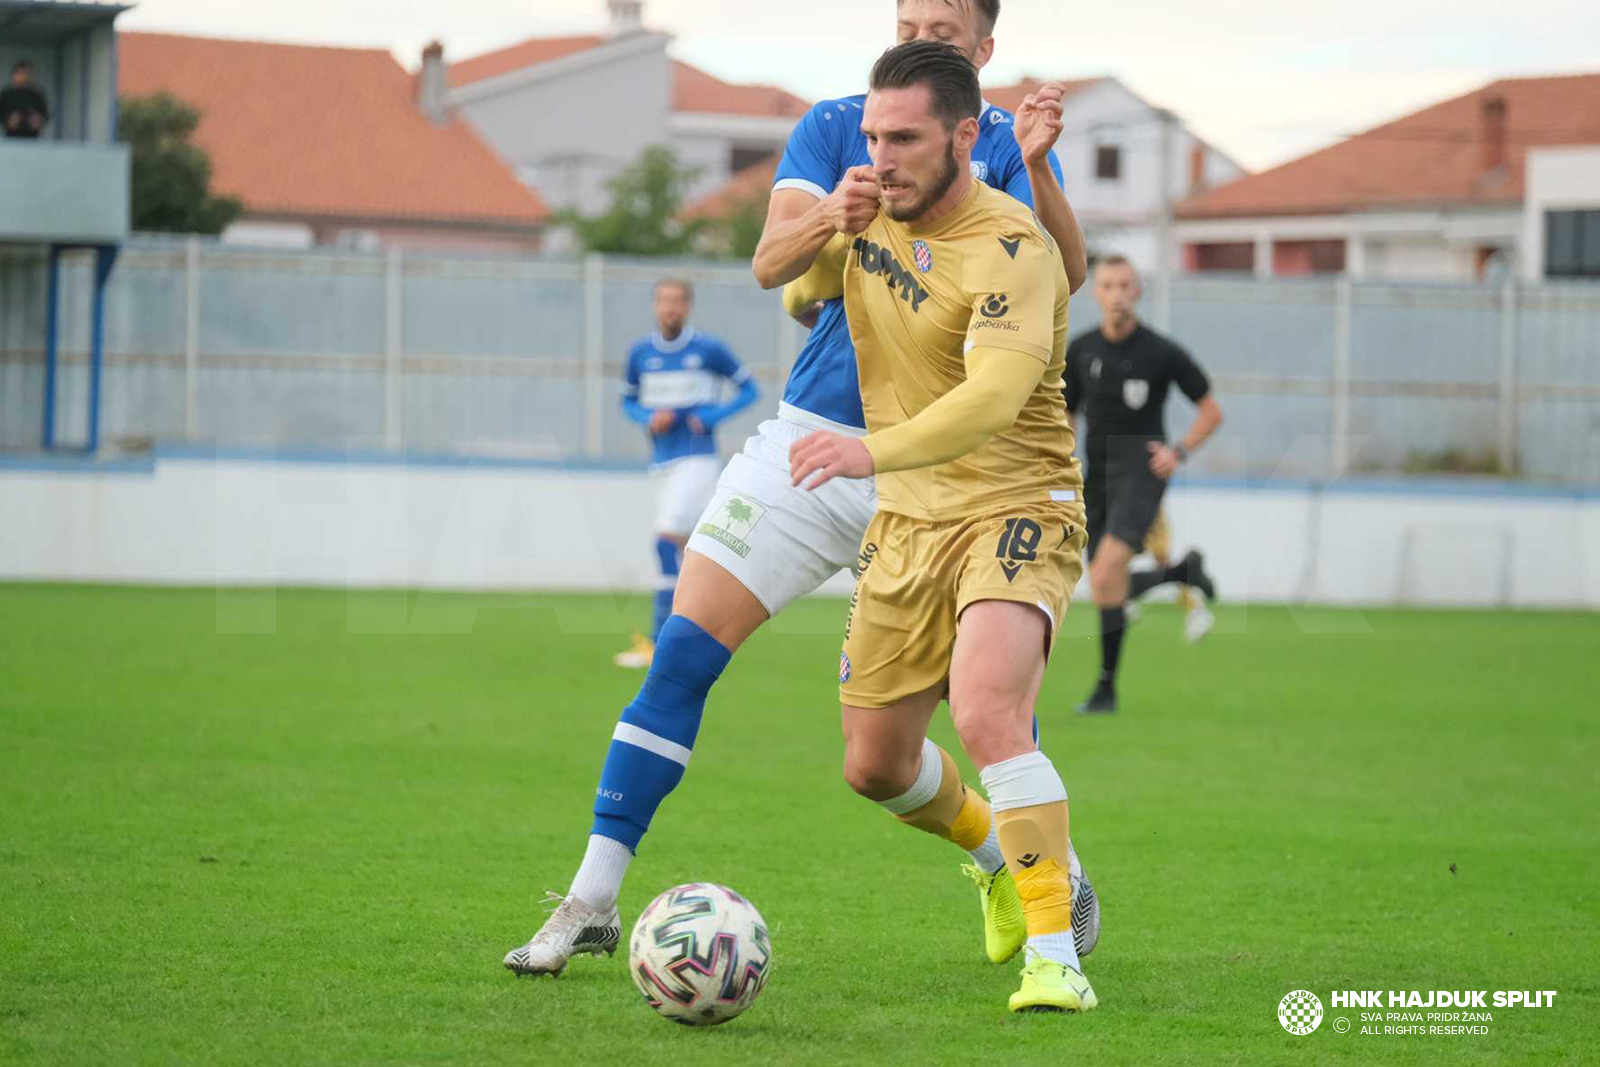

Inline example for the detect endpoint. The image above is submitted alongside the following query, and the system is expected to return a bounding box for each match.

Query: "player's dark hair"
[655,277,693,302]
[1097,255,1133,270]
[13,59,32,73]
[895,0,1001,35]
[869,41,982,132]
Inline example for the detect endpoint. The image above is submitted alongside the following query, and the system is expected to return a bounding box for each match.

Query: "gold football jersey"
[842,180,1081,521]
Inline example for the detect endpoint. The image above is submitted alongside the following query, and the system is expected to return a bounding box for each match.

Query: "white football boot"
[1184,602,1216,644]
[1068,842,1102,958]
[503,892,621,977]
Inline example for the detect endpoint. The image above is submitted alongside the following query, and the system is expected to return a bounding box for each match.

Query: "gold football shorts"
[1143,506,1172,563]
[839,501,1088,709]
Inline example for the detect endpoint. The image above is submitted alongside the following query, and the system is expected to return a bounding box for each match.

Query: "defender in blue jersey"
[613,278,759,669]
[505,0,1096,980]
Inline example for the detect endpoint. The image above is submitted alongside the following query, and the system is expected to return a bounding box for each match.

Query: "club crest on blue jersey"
[969,160,989,181]
[912,240,934,273]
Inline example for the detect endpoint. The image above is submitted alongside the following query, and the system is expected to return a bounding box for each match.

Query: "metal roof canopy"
[0,1,129,45]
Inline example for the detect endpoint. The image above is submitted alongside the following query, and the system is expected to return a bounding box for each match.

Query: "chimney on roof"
[607,0,645,36]
[1188,143,1207,193]
[419,40,448,126]
[1481,94,1508,172]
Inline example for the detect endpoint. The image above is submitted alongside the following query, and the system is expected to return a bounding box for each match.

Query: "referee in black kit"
[1064,256,1224,714]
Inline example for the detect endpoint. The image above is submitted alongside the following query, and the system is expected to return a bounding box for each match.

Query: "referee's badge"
[1123,379,1149,410]
[912,240,934,273]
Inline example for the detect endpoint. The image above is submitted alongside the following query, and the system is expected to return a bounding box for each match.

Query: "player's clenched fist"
[790,430,875,490]
[821,165,881,235]
[1014,82,1067,165]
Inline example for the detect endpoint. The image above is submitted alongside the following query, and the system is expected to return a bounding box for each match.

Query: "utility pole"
[1154,107,1176,331]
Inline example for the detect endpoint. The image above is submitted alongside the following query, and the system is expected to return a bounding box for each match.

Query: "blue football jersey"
[622,329,756,464]
[772,95,1065,429]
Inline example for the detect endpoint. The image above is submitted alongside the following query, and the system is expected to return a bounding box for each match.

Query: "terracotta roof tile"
[983,77,1102,115]
[684,152,779,220]
[446,35,604,89]
[448,34,808,119]
[1178,72,1600,219]
[670,61,809,118]
[119,32,548,227]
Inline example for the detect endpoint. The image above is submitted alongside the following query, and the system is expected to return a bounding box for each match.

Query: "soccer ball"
[628,883,772,1026]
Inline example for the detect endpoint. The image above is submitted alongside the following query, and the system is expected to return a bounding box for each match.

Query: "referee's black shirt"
[1063,323,1210,462]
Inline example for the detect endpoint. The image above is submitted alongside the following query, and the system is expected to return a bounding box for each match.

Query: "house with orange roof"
[118,31,549,252]
[1174,74,1600,282]
[436,0,809,217]
[685,74,1244,275]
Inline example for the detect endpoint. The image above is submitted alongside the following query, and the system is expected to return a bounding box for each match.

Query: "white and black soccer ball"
[628,883,772,1026]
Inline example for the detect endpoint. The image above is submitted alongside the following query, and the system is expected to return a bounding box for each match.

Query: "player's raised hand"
[790,430,875,490]
[822,166,881,235]
[1015,83,1067,165]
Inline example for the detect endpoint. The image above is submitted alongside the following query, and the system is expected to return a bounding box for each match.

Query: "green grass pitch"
[2,584,1595,1065]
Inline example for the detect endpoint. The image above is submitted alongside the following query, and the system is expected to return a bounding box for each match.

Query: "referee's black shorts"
[1086,449,1168,559]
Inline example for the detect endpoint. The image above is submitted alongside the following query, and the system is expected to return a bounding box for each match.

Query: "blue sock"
[651,537,681,643]
[592,615,732,851]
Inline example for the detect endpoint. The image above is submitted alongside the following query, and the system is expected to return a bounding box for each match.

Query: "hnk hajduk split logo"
[1279,990,1324,1035]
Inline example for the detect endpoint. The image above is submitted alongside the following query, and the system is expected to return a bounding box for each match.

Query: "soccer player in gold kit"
[788,41,1096,1013]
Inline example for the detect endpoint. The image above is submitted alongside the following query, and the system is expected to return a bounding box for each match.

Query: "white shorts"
[653,454,724,537]
[687,408,878,615]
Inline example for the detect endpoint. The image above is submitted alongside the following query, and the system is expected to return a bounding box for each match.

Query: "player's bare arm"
[1015,84,1089,294]
[752,169,881,289]
[1148,394,1224,479]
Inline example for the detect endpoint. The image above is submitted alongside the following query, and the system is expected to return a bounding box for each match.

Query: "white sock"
[1029,930,1081,970]
[969,824,1004,873]
[878,738,943,815]
[568,834,632,912]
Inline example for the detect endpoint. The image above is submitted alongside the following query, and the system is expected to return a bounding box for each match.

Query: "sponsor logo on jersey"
[852,238,930,312]
[980,293,1010,318]
[972,318,1020,334]
[683,354,702,369]
[1123,379,1149,409]
[912,240,934,273]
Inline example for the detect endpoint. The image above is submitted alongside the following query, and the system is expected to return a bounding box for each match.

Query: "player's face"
[1094,264,1142,324]
[654,285,690,334]
[862,86,973,222]
[895,0,995,69]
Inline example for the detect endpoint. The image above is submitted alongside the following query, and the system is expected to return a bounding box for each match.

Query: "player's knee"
[950,702,1033,770]
[841,746,916,802]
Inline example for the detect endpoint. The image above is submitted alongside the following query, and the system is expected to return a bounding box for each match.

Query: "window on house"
[729,146,773,174]
[1095,144,1122,182]
[1186,242,1255,273]
[1546,210,1600,278]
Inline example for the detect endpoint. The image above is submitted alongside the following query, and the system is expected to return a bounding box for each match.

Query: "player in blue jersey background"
[613,278,759,669]
[504,0,1098,980]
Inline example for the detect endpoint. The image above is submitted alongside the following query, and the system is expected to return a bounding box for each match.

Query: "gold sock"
[994,800,1075,936]
[896,744,991,851]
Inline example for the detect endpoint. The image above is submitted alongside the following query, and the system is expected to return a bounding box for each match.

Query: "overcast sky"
[117,0,1600,171]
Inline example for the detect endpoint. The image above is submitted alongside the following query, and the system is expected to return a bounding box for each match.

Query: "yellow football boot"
[1009,951,1099,1013]
[961,863,1027,964]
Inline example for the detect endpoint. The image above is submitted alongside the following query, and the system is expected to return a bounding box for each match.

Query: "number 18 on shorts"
[840,502,1088,708]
